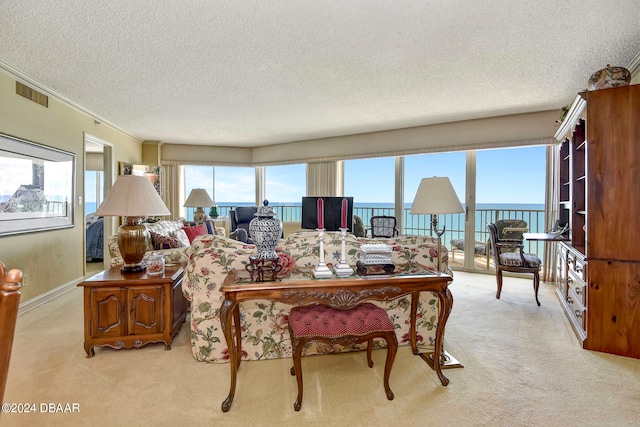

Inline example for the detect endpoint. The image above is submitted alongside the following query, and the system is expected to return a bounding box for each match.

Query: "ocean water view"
[86,200,545,255]
[209,201,545,244]
[87,201,543,229]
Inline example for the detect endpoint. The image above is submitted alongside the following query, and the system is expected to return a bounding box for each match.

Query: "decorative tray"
[356,261,395,276]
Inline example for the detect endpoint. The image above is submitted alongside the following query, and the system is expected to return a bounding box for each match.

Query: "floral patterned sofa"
[108,218,225,266]
[183,230,450,363]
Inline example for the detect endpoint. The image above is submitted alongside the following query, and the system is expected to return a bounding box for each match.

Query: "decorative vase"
[249,200,282,260]
[587,64,631,91]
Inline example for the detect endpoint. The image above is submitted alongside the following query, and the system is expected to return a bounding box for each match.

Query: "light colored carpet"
[3,271,640,426]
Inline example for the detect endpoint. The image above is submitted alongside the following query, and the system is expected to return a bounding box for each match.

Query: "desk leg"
[433,288,453,385]
[410,292,419,355]
[220,298,237,412]
[233,305,242,370]
[415,287,460,385]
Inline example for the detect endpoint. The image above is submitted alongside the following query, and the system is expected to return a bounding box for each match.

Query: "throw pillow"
[183,224,207,244]
[183,219,217,236]
[201,219,218,235]
[174,229,191,247]
[149,231,186,250]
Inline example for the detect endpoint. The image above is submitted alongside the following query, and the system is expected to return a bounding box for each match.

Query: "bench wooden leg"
[291,337,305,411]
[383,331,398,400]
[366,338,374,368]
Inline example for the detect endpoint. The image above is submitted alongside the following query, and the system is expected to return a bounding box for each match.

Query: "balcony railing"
[192,204,545,269]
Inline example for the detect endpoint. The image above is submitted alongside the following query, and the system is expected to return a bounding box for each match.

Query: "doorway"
[84,134,113,276]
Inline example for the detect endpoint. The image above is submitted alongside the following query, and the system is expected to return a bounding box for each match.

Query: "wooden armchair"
[487,223,541,306]
[0,261,23,411]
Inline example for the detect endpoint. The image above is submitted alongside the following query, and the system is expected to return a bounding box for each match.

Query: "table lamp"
[410,177,464,272]
[184,188,215,222]
[96,175,171,273]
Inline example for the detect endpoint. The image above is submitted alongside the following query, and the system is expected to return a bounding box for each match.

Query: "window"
[476,146,546,269]
[265,164,305,222]
[344,157,395,228]
[183,165,256,220]
[84,170,104,217]
[405,152,466,238]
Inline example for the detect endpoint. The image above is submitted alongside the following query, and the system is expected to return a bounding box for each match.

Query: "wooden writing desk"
[523,232,569,242]
[219,267,453,412]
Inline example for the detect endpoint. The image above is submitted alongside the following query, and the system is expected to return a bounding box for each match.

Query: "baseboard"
[18,276,84,316]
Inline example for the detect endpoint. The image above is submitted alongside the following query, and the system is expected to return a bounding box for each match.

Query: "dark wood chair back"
[0,261,22,411]
[487,223,542,306]
[495,219,528,242]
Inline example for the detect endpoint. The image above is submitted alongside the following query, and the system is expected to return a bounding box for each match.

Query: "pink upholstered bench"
[288,302,398,411]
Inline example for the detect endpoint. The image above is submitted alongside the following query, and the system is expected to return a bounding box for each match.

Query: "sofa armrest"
[183,234,256,301]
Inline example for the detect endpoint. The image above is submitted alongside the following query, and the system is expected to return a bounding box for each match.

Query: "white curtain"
[542,144,560,282]
[162,164,182,218]
[306,161,342,196]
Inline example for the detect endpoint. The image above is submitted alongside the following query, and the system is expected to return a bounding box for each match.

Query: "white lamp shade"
[410,177,464,215]
[184,188,214,207]
[96,175,170,217]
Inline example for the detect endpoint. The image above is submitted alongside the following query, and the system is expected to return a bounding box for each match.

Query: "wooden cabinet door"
[89,287,127,338]
[584,85,640,261]
[128,286,164,336]
[585,260,640,358]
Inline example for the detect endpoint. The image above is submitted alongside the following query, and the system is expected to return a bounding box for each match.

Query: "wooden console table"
[78,262,187,357]
[219,267,453,412]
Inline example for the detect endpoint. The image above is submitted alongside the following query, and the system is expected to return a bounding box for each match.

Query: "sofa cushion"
[183,224,207,243]
[150,231,186,250]
[144,219,190,248]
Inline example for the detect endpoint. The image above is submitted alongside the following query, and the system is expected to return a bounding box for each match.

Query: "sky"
[343,146,546,204]
[1,157,73,201]
[183,145,546,205]
[85,145,546,214]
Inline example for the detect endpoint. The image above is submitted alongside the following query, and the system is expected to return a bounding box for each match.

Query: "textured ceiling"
[1,1,639,147]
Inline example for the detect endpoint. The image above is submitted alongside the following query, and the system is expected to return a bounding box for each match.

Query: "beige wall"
[0,72,141,303]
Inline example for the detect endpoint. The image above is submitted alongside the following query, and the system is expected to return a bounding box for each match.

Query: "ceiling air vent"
[16,81,48,107]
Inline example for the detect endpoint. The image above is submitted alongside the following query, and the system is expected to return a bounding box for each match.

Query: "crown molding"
[0,59,140,142]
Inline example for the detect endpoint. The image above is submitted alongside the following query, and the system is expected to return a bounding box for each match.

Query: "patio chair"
[369,216,399,238]
[449,239,487,260]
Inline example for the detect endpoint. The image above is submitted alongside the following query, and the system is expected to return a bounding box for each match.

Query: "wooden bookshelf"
[554,85,640,358]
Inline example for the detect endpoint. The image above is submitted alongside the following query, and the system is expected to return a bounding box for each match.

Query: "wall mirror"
[0,133,75,236]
